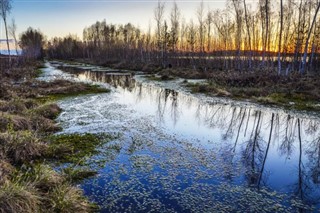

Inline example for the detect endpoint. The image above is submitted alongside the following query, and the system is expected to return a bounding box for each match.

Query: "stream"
[40,61,320,212]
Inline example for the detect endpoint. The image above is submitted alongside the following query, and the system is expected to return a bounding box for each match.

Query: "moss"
[62,167,98,183]
[256,92,320,111]
[34,69,44,78]
[36,84,110,104]
[47,133,114,164]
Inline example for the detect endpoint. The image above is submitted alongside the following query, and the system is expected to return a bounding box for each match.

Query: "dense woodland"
[40,0,320,75]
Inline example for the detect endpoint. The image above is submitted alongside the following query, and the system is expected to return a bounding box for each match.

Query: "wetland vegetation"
[0,59,111,212]
[1,0,320,212]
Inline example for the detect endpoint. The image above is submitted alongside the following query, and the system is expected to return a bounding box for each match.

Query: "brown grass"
[0,181,41,213]
[0,131,47,164]
[0,160,15,185]
[32,104,62,120]
[30,115,62,133]
[48,184,94,213]
[0,114,31,132]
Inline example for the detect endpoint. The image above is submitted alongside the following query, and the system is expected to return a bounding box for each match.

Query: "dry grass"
[0,131,47,164]
[31,104,62,120]
[0,99,27,114]
[48,184,94,213]
[0,60,108,212]
[22,164,65,192]
[0,160,15,185]
[30,115,62,133]
[0,181,41,213]
[0,114,31,132]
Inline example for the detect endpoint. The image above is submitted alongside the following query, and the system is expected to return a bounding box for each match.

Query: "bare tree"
[231,0,243,71]
[197,0,205,53]
[8,18,18,55]
[206,10,213,52]
[259,0,270,68]
[300,1,320,74]
[243,0,252,70]
[0,0,12,61]
[154,0,165,66]
[170,1,180,53]
[278,0,283,75]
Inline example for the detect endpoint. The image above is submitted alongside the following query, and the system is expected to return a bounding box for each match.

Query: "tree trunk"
[278,0,283,75]
[243,0,252,70]
[3,17,11,64]
[300,2,320,74]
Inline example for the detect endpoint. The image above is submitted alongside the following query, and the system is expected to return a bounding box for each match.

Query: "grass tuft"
[0,181,41,213]
[48,184,95,213]
[0,131,47,164]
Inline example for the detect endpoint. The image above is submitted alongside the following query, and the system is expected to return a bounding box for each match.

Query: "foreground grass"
[0,62,111,213]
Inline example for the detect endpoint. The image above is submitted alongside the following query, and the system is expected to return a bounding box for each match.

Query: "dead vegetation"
[185,71,320,110]
[0,59,109,213]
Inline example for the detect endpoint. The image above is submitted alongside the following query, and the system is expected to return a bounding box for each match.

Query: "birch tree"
[300,1,320,74]
[0,0,12,61]
[278,0,283,75]
[8,18,18,55]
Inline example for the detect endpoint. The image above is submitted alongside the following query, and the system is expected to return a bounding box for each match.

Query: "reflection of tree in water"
[170,90,179,126]
[258,113,274,189]
[155,88,180,125]
[78,70,136,90]
[294,119,311,205]
[279,115,296,159]
[222,107,237,141]
[233,108,247,152]
[308,136,320,185]
[242,111,264,186]
[304,119,320,206]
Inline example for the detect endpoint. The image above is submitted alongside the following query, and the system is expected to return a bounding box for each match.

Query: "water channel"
[40,61,320,212]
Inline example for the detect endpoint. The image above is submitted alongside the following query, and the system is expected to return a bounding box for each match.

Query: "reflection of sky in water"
[42,62,320,212]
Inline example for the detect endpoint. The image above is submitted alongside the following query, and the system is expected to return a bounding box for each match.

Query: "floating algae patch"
[47,133,116,165]
[36,84,110,104]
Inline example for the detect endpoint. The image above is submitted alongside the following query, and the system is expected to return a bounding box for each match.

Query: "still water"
[41,61,320,212]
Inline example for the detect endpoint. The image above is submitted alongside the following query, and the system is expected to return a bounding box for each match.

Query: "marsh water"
[41,61,320,212]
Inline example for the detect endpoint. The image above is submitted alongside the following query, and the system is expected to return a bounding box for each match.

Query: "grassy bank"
[0,61,111,213]
[184,71,320,111]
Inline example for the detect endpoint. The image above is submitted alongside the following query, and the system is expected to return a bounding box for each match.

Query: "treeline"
[46,0,320,75]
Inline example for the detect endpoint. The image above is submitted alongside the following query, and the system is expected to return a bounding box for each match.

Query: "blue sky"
[0,0,228,41]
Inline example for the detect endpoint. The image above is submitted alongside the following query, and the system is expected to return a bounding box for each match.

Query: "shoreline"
[0,61,110,212]
[56,58,320,113]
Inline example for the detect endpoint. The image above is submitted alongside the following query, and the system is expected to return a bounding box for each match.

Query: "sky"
[0,0,229,42]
